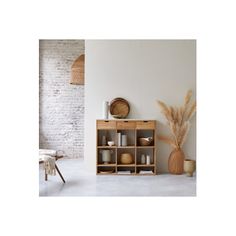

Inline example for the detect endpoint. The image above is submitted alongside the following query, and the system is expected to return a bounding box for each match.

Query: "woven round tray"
[109,98,130,119]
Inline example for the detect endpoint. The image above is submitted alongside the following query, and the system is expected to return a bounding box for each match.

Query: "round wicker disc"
[110,98,130,118]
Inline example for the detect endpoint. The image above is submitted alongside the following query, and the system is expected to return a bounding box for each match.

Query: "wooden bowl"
[120,153,133,164]
[138,137,153,146]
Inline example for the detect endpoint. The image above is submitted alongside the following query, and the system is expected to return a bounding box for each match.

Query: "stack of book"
[117,170,131,175]
[139,170,153,174]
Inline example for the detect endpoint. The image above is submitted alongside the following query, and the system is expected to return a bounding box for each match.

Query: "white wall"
[39,40,85,158]
[85,40,196,173]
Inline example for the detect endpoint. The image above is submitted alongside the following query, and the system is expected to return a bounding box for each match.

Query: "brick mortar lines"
[39,40,84,158]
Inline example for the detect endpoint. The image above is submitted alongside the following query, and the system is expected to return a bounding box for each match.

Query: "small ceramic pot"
[141,154,146,164]
[184,159,196,177]
[107,141,115,146]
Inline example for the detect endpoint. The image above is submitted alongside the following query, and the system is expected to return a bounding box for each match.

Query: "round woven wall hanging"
[109,98,130,119]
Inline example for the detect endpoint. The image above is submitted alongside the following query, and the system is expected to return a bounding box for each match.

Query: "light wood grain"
[96,119,157,175]
[97,120,116,129]
[117,121,136,129]
[136,120,156,129]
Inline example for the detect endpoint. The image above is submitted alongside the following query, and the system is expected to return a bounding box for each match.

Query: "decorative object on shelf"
[184,159,196,177]
[70,54,84,85]
[109,97,130,119]
[117,132,122,146]
[146,155,151,165]
[141,154,146,164]
[139,170,153,174]
[138,137,153,146]
[120,153,133,164]
[100,150,113,164]
[157,90,196,175]
[102,135,107,146]
[121,134,127,146]
[99,170,114,174]
[107,141,115,146]
[117,170,131,175]
[102,101,109,119]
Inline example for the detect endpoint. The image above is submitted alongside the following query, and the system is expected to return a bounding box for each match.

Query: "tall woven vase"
[168,149,185,174]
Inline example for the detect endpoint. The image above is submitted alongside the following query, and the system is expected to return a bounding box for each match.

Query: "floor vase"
[168,149,185,174]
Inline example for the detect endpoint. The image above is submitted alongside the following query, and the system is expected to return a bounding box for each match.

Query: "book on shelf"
[117,170,131,174]
[139,170,153,174]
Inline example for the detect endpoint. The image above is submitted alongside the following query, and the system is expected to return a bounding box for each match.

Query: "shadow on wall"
[127,101,143,118]
[156,121,172,173]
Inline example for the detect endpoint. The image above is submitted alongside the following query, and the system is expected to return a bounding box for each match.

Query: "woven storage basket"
[138,137,153,146]
[70,54,85,85]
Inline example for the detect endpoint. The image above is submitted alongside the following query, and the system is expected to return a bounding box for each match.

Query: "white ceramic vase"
[100,150,113,164]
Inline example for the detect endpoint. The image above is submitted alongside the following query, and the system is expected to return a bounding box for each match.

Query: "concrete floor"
[39,159,196,196]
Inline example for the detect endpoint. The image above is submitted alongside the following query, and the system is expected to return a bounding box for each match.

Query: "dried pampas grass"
[158,135,177,149]
[157,90,196,149]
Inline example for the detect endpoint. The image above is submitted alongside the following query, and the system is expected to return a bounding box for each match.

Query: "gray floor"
[39,159,196,196]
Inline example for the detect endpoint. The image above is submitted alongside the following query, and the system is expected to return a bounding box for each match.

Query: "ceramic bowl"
[107,141,115,146]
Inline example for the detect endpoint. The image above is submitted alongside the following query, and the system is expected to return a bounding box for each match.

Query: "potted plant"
[157,90,196,174]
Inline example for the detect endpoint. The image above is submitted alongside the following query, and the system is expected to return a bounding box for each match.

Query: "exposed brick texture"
[39,40,84,158]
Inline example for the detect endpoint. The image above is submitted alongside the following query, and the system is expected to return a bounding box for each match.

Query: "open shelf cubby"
[96,120,157,175]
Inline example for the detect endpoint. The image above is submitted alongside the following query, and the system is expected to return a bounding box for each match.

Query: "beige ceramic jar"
[184,159,196,177]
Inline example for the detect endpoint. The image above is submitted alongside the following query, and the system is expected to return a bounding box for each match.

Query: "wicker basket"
[70,54,84,85]
[138,137,153,146]
[120,153,133,164]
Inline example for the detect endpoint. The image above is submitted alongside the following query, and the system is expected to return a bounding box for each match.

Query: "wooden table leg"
[55,164,66,183]
[45,170,48,181]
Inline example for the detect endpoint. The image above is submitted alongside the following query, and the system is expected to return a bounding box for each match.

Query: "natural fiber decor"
[70,54,85,85]
[110,98,130,119]
[138,137,153,146]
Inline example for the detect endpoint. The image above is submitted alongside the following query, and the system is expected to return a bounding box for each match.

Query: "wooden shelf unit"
[96,119,157,175]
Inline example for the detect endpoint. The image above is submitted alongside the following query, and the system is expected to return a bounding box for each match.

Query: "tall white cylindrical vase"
[102,101,109,119]
[121,135,127,146]
[146,155,151,165]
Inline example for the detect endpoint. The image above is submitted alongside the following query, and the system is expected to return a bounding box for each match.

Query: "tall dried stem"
[157,90,196,149]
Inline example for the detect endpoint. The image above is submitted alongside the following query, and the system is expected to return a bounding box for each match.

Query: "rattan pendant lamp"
[70,54,85,85]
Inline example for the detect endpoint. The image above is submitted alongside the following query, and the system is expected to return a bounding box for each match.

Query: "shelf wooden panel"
[97,120,116,129]
[97,146,117,148]
[136,121,156,129]
[117,173,136,175]
[136,164,155,167]
[136,174,155,176]
[97,164,117,166]
[117,164,136,167]
[97,173,117,175]
[136,146,155,148]
[117,146,135,148]
[117,121,136,129]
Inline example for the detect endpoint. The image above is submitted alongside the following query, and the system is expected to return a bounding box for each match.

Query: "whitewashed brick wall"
[39,40,84,158]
